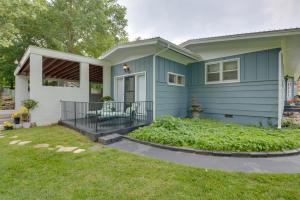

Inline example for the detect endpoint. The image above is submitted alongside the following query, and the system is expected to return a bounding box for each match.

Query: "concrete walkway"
[109,139,300,173]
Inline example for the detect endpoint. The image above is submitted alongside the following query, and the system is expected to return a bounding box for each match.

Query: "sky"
[118,0,300,44]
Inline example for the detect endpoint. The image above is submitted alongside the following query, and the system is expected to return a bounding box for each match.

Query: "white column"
[80,62,90,101]
[15,75,29,109]
[29,53,43,98]
[102,65,111,97]
[29,53,43,124]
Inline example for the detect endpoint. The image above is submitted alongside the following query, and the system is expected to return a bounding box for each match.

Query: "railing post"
[95,107,98,133]
[74,101,77,127]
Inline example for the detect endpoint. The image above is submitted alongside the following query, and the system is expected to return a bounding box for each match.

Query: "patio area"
[59,101,153,141]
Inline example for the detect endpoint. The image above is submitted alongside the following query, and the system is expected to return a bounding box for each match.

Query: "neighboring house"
[15,28,300,129]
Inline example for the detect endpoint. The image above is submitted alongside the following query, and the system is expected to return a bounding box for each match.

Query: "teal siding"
[109,48,280,126]
[188,48,280,126]
[156,56,188,117]
[111,56,153,101]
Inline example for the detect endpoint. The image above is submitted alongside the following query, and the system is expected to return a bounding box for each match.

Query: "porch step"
[98,133,123,145]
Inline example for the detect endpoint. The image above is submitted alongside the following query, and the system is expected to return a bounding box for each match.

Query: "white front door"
[116,77,124,102]
[136,74,146,102]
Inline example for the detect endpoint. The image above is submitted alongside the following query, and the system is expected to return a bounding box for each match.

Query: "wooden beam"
[60,69,79,79]
[50,63,79,77]
[43,58,61,72]
[44,60,71,76]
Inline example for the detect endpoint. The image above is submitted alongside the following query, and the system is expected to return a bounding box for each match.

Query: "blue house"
[101,28,300,128]
[15,28,300,131]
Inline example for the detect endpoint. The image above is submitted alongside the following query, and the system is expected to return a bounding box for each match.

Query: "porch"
[59,101,153,141]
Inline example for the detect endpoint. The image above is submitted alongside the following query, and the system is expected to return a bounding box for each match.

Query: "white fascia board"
[28,46,107,66]
[100,38,159,59]
[181,28,300,47]
[15,46,109,76]
[100,37,201,62]
[157,38,200,60]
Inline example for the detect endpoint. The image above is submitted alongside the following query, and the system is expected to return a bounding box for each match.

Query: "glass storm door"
[124,76,135,108]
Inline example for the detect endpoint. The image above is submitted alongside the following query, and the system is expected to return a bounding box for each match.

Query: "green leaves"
[0,0,128,87]
[130,116,300,152]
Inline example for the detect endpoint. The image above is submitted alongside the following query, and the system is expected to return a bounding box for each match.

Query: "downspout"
[152,45,170,120]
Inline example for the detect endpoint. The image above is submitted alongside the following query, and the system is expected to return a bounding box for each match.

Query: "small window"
[206,63,220,82]
[205,59,240,84]
[168,72,185,86]
[223,60,238,81]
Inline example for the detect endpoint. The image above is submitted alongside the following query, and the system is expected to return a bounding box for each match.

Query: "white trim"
[181,28,300,47]
[205,58,240,85]
[111,53,154,66]
[113,71,147,103]
[278,50,283,129]
[167,72,185,87]
[100,37,200,61]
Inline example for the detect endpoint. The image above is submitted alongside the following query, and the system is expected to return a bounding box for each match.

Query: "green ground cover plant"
[130,116,300,152]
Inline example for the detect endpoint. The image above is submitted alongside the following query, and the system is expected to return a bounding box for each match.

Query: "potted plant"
[288,98,296,106]
[20,99,38,128]
[19,106,30,128]
[190,97,203,118]
[100,96,113,102]
[11,111,21,124]
[3,121,13,130]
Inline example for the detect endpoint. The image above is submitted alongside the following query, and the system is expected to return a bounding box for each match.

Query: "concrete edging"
[123,136,300,158]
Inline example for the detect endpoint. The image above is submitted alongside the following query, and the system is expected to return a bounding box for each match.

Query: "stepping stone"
[98,133,122,145]
[9,140,21,145]
[73,149,86,154]
[56,146,78,152]
[34,144,50,148]
[56,145,63,149]
[0,136,5,139]
[18,141,32,146]
[10,136,18,139]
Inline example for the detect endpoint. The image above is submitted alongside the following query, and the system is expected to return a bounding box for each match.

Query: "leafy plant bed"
[129,116,300,152]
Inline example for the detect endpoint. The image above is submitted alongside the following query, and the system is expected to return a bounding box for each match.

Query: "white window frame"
[167,72,185,87]
[205,58,240,85]
[114,71,147,102]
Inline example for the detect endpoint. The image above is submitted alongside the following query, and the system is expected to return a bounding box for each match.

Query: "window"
[168,72,185,86]
[205,59,240,84]
[90,83,102,94]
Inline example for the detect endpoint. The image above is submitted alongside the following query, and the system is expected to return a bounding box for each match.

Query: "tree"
[0,0,128,87]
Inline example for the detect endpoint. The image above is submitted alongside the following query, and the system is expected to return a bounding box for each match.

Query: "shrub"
[153,116,185,130]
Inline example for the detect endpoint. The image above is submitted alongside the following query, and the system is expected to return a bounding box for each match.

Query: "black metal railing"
[60,101,153,133]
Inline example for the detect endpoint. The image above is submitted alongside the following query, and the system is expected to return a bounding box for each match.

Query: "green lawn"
[130,116,300,152]
[0,125,300,200]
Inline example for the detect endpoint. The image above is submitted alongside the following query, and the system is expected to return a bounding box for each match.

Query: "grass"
[0,125,300,199]
[130,116,300,152]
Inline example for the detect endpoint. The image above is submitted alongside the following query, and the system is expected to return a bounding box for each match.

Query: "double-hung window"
[205,58,240,84]
[168,72,185,86]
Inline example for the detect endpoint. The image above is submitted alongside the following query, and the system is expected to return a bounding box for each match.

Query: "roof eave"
[181,28,300,47]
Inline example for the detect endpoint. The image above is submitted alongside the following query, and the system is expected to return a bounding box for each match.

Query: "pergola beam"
[44,61,73,76]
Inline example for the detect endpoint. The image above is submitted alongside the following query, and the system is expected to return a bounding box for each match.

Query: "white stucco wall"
[102,65,111,97]
[29,53,90,125]
[15,75,29,109]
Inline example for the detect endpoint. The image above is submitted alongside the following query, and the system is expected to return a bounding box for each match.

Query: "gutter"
[152,45,170,120]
